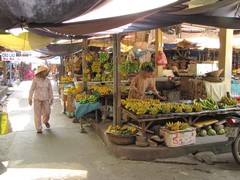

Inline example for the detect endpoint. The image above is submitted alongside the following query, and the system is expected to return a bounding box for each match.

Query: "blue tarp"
[74,100,101,119]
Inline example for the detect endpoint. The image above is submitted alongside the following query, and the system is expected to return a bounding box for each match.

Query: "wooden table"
[122,107,240,137]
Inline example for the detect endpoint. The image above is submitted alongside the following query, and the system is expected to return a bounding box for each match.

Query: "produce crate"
[160,127,196,148]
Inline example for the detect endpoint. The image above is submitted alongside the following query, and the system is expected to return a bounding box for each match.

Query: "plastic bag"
[0,112,12,135]
[156,51,167,67]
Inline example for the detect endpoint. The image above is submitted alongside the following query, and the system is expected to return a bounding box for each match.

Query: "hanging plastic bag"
[156,51,168,67]
[0,112,12,135]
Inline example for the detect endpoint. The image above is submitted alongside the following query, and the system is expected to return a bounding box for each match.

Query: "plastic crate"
[160,127,196,148]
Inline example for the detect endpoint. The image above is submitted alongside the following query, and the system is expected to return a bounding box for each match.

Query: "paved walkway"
[0,81,240,180]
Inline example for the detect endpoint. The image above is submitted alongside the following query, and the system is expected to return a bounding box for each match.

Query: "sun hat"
[35,66,49,75]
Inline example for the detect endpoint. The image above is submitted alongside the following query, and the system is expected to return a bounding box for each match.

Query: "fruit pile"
[107,125,138,135]
[89,85,113,95]
[165,121,190,131]
[118,59,139,77]
[60,75,73,84]
[98,51,109,63]
[75,94,98,104]
[121,97,239,115]
[197,124,225,137]
[63,85,83,95]
[84,50,114,82]
[219,96,238,106]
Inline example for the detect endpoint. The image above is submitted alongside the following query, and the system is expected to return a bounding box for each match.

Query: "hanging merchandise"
[156,51,168,67]
[0,108,12,135]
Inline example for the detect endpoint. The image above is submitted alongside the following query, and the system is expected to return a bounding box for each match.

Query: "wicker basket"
[106,131,136,145]
[205,69,224,77]
[202,76,224,82]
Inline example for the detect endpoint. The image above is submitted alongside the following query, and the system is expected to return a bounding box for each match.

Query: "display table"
[74,101,101,133]
[122,107,240,137]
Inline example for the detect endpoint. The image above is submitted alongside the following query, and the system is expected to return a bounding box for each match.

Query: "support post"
[113,34,121,126]
[3,61,7,86]
[82,38,88,91]
[219,28,233,93]
[155,28,164,75]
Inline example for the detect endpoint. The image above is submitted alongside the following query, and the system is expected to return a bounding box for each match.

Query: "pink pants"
[34,100,51,131]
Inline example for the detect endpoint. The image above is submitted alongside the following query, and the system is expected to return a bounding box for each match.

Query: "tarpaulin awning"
[35,42,82,56]
[22,0,239,38]
[0,32,53,51]
[0,0,107,30]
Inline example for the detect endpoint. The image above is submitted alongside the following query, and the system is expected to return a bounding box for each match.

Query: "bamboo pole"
[113,34,121,126]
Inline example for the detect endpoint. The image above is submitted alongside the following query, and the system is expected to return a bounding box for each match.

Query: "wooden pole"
[82,38,88,91]
[3,61,7,86]
[155,28,164,76]
[219,28,233,93]
[113,34,121,126]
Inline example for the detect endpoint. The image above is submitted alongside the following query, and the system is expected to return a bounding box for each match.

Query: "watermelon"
[198,129,207,137]
[217,128,225,135]
[207,128,217,136]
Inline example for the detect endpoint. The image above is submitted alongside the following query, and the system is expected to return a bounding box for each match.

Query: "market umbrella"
[0,32,54,51]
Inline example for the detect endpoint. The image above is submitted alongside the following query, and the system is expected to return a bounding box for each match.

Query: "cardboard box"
[160,127,196,147]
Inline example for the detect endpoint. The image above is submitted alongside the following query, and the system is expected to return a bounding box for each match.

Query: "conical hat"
[35,66,49,75]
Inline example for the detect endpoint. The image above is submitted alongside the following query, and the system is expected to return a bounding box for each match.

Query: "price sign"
[1,52,16,61]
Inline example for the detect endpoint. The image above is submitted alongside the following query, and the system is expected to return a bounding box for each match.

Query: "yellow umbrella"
[0,32,54,51]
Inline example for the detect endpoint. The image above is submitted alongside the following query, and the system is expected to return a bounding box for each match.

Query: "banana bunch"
[160,103,171,114]
[199,98,219,110]
[192,102,203,112]
[165,121,190,131]
[91,61,101,73]
[173,104,183,113]
[86,52,93,62]
[107,125,137,135]
[89,85,113,95]
[83,68,90,74]
[103,62,113,72]
[149,107,159,115]
[88,95,98,104]
[60,75,73,83]
[98,51,109,63]
[65,61,72,73]
[219,96,238,106]
[76,94,90,103]
[182,104,193,113]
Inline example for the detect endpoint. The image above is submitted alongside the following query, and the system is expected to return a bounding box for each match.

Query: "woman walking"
[28,66,53,133]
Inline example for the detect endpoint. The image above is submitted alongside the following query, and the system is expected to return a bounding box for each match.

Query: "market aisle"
[1,81,240,180]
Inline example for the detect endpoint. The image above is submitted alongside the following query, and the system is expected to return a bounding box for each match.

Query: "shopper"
[128,62,167,101]
[28,66,53,133]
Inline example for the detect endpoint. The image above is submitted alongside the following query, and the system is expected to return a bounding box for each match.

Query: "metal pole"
[113,34,121,126]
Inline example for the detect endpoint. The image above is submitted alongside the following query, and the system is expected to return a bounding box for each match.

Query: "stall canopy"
[25,0,240,37]
[0,32,53,51]
[0,0,107,30]
[35,42,83,57]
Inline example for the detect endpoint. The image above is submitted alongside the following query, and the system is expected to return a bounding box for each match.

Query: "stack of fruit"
[165,121,190,131]
[121,97,239,116]
[89,85,113,95]
[107,125,138,135]
[60,75,73,84]
[197,124,225,137]
[75,94,99,104]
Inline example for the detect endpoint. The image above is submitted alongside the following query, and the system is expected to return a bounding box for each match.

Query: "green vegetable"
[198,129,207,137]
[217,128,225,135]
[207,128,217,136]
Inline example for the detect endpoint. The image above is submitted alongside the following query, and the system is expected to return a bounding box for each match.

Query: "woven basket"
[106,132,136,145]
[202,76,224,82]
[205,69,224,77]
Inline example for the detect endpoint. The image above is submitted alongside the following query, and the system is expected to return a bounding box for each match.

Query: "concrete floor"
[1,81,240,180]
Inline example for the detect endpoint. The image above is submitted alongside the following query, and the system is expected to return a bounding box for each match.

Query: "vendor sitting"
[128,62,167,101]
